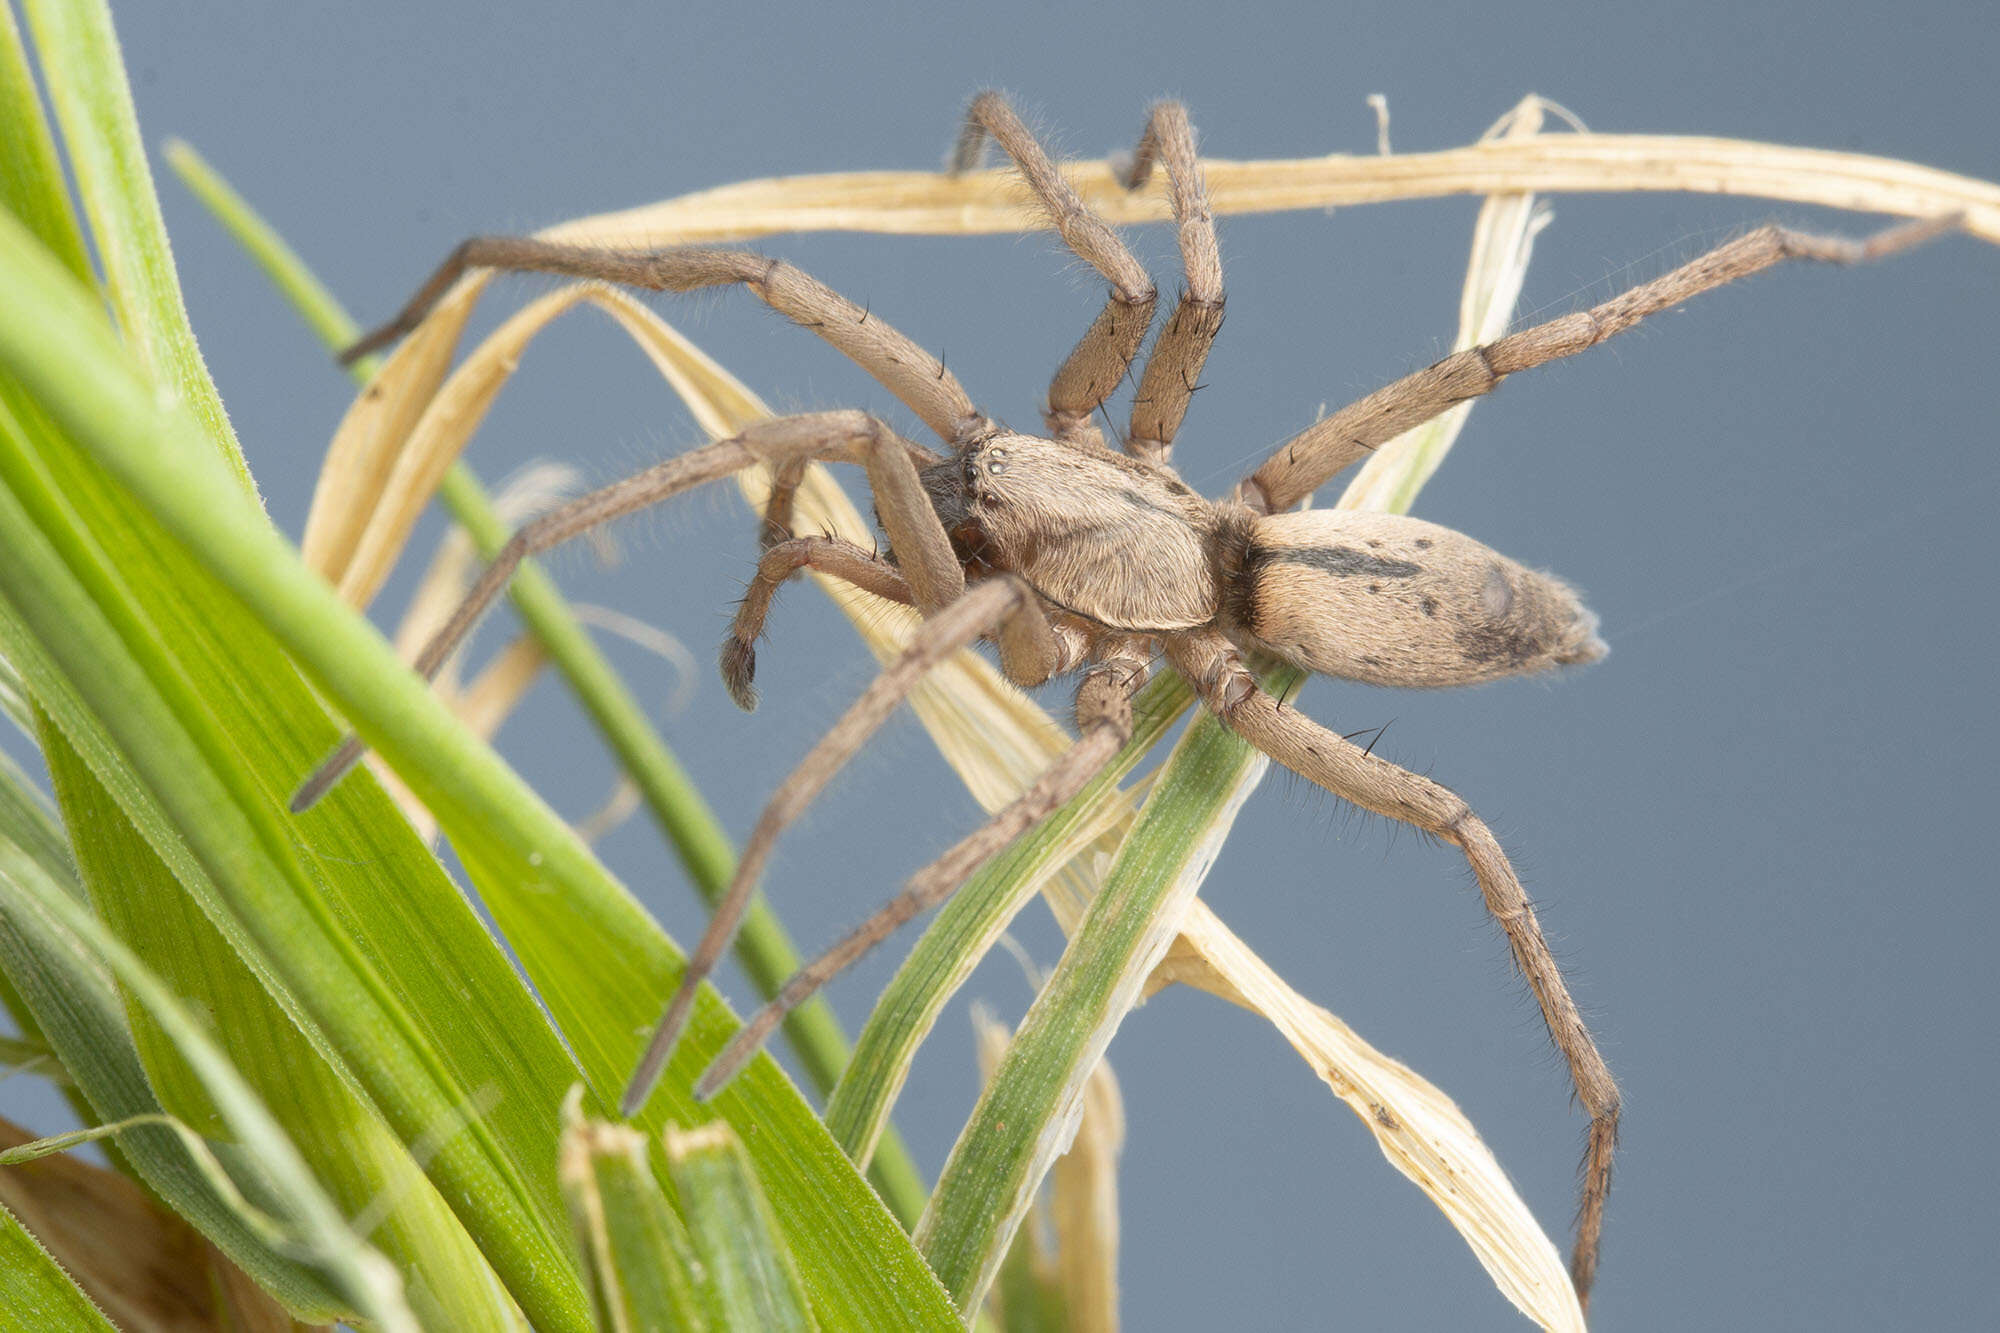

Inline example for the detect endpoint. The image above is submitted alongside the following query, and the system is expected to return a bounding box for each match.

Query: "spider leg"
[621,575,1062,1115]
[755,456,813,551]
[1120,103,1225,466]
[1165,628,1620,1308]
[720,535,915,710]
[688,654,1150,1102]
[340,240,986,445]
[1239,213,1960,514]
[953,91,1158,446]
[290,411,962,810]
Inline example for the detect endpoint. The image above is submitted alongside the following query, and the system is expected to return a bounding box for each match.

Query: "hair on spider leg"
[1510,215,1796,340]
[1338,718,1396,761]
[1092,400,1125,450]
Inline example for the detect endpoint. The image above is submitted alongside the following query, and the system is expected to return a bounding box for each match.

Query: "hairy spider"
[292,91,1949,1306]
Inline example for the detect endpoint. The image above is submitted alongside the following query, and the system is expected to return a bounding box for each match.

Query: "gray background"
[5,2,1997,1329]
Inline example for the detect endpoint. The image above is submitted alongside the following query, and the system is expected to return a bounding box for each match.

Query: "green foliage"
[0,3,959,1327]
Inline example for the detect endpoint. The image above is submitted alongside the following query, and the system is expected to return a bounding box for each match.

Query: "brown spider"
[292,91,1949,1306]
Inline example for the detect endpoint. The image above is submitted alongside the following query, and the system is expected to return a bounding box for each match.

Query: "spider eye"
[987,460,1007,475]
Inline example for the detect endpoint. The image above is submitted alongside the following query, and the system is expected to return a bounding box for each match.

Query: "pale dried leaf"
[1342,95,1555,513]
[969,1004,1056,1326]
[302,274,487,586]
[1050,1051,1124,1333]
[1147,907,1584,1332]
[574,776,643,846]
[337,284,602,607]
[534,133,1999,249]
[453,635,549,739]
[566,604,700,718]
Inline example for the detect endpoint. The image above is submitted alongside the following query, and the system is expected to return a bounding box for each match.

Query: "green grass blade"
[0,1033,56,1078]
[0,176,960,1333]
[0,645,31,734]
[0,730,65,885]
[0,1111,187,1165]
[824,672,1189,1169]
[0,424,557,1329]
[0,213,588,1328]
[36,713,538,1331]
[666,1121,819,1333]
[0,711,72,1104]
[162,137,932,1228]
[915,671,1290,1314]
[0,731,350,1320]
[993,1220,1066,1333]
[18,0,243,482]
[0,808,422,1331]
[560,1094,711,1333]
[0,1198,117,1332]
[0,2,88,283]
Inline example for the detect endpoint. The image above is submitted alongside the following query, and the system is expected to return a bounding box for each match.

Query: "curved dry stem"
[545,132,2000,248]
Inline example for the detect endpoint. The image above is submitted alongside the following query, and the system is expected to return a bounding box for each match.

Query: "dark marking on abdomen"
[1456,620,1547,667]
[1271,545,1422,579]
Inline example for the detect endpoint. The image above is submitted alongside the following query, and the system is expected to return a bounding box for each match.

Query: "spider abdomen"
[1228,509,1605,688]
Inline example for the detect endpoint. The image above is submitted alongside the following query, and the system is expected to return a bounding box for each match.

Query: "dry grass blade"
[1145,909,1582,1328]
[301,276,484,586]
[333,284,605,608]
[1341,95,1554,514]
[534,131,2000,248]
[1050,1042,1124,1333]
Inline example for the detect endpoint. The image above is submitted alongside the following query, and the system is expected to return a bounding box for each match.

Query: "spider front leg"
[720,535,914,710]
[1165,628,1621,1308]
[1118,102,1224,466]
[621,574,1064,1115]
[953,91,1157,445]
[688,650,1151,1103]
[289,411,958,810]
[339,238,987,445]
[1239,213,1959,513]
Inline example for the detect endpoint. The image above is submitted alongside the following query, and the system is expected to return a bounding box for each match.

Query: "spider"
[291,91,1949,1306]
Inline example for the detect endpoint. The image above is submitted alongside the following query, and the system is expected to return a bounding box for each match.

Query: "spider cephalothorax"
[295,89,1948,1308]
[923,430,1218,638]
